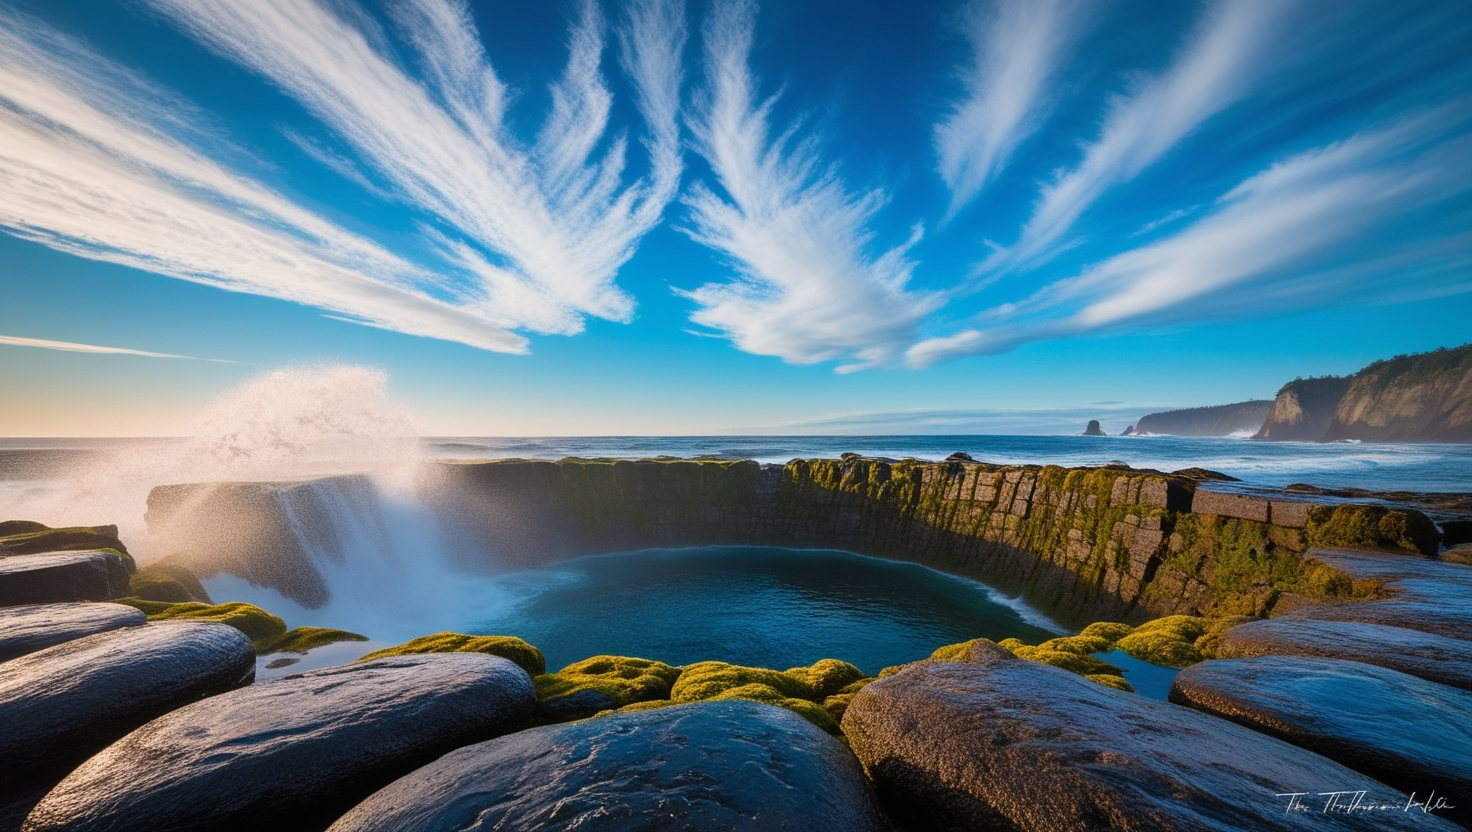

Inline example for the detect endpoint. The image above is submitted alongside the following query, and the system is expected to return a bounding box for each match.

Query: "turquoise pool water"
[466,546,1062,676]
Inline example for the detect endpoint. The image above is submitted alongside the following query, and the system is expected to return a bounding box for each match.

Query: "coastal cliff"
[1131,400,1272,437]
[1253,377,1353,441]
[1321,346,1472,442]
[1254,344,1472,443]
[146,457,1434,629]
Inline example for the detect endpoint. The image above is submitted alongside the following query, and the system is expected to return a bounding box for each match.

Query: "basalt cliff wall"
[147,458,1436,629]
[1131,400,1273,437]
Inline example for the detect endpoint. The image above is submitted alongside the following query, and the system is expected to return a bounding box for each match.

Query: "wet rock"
[0,551,132,606]
[842,646,1450,831]
[1277,548,1472,640]
[1218,618,1472,691]
[330,700,889,832]
[1170,656,1472,826]
[0,602,146,662]
[24,653,535,832]
[537,686,617,720]
[0,621,254,825]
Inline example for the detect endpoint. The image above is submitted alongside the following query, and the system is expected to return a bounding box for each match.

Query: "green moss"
[1192,616,1253,659]
[1008,644,1125,676]
[671,661,816,702]
[1306,504,1439,555]
[534,655,681,708]
[668,661,840,733]
[928,638,995,663]
[259,627,368,655]
[1079,621,1134,644]
[783,659,866,699]
[128,556,211,604]
[116,599,287,648]
[357,632,546,676]
[1113,615,1208,668]
[823,692,859,723]
[1086,673,1135,693]
[0,527,132,562]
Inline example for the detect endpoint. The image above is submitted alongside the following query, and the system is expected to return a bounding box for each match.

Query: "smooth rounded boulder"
[1170,656,1472,826]
[1217,618,1472,691]
[24,652,536,832]
[0,551,132,605]
[0,602,146,662]
[0,620,253,829]
[329,700,890,832]
[842,643,1456,831]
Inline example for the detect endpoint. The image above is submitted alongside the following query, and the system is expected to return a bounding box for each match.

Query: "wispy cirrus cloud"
[934,0,1091,218]
[148,0,685,337]
[909,107,1472,367]
[980,0,1297,274]
[679,0,939,372]
[0,10,527,352]
[0,334,231,362]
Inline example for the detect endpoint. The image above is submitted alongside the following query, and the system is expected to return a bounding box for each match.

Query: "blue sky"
[1,0,1469,436]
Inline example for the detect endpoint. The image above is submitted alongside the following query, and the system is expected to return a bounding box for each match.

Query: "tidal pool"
[465,546,1063,675]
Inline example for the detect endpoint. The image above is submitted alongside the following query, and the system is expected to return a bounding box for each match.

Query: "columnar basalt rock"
[148,457,1438,628]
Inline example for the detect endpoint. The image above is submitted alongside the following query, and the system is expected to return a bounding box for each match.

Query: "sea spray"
[4,364,422,556]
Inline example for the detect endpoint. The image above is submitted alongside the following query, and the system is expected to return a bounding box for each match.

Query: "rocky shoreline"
[3,457,1471,829]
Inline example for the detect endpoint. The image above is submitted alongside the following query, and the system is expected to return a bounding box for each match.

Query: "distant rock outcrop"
[1082,420,1105,436]
[1253,376,1353,441]
[1130,400,1272,437]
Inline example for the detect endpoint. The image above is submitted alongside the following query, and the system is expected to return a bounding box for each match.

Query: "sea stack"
[1083,420,1105,436]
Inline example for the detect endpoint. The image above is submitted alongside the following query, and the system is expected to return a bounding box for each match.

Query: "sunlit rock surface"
[0,551,132,605]
[841,644,1451,831]
[1276,548,1472,639]
[1218,618,1472,691]
[0,602,145,662]
[0,621,254,828]
[1171,656,1472,825]
[329,700,890,832]
[24,653,534,832]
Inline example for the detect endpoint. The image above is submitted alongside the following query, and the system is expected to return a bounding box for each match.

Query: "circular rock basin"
[465,546,1061,674]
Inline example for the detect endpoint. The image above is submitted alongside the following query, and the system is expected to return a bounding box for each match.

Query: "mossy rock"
[1086,673,1135,693]
[357,632,545,676]
[128,556,211,604]
[928,638,995,663]
[0,526,132,561]
[1079,621,1134,644]
[1009,644,1124,677]
[670,661,817,703]
[705,684,841,735]
[1305,504,1439,555]
[117,599,287,647]
[1114,615,1208,668]
[0,520,49,536]
[535,655,682,709]
[1036,634,1111,655]
[1192,616,1253,659]
[783,659,866,699]
[606,699,679,716]
[259,627,368,655]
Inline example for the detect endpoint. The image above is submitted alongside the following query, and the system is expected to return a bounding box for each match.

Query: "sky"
[1,0,1470,436]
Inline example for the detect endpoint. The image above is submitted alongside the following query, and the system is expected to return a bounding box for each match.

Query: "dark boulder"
[0,551,132,606]
[329,700,890,832]
[0,621,254,827]
[24,653,535,832]
[0,602,146,662]
[842,644,1451,831]
[1217,618,1472,691]
[1170,656,1472,826]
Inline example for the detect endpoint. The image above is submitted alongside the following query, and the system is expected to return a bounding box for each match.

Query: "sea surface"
[6,434,1468,493]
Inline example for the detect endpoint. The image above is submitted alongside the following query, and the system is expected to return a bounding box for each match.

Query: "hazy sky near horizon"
[2,0,1470,436]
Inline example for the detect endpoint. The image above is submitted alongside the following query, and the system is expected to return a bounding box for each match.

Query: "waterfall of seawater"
[7,365,501,639]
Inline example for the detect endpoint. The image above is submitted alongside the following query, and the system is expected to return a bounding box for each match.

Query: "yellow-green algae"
[1305,503,1439,555]
[534,655,681,708]
[357,632,546,676]
[259,627,368,655]
[118,599,287,647]
[663,660,874,735]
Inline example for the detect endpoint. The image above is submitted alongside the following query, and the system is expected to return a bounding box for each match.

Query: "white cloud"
[981,0,1296,274]
[910,108,1472,367]
[0,334,228,361]
[148,0,685,337]
[0,11,526,353]
[680,0,940,372]
[934,0,1090,217]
